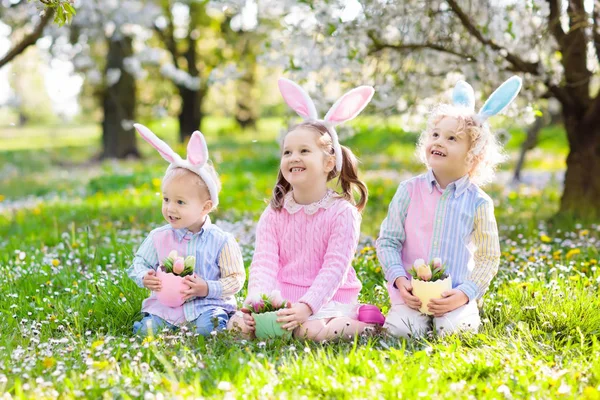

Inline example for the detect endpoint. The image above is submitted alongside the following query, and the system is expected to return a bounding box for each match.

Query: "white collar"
[283,189,338,215]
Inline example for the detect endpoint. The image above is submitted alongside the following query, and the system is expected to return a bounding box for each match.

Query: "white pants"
[384,302,481,338]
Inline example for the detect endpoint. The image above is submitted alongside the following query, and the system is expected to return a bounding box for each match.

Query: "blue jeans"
[133,308,230,337]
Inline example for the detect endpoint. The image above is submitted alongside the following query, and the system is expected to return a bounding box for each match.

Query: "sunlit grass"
[1,121,597,398]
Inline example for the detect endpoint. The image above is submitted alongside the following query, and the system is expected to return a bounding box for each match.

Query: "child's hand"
[276,302,312,331]
[142,270,161,292]
[395,277,422,311]
[240,308,255,331]
[428,289,469,317]
[181,274,208,301]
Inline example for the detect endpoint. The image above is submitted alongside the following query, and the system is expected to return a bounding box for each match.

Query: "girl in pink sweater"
[231,78,375,341]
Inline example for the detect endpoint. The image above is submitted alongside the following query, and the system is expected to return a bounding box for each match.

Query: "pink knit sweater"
[247,190,362,314]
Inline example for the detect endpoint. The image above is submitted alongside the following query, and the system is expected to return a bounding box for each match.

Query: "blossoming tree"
[0,0,74,69]
[268,0,600,219]
[153,1,266,141]
[51,1,161,158]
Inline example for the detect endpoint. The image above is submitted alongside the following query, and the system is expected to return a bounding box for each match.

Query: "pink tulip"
[252,299,264,313]
[432,258,442,268]
[270,290,285,309]
[413,258,426,267]
[173,257,185,274]
[244,294,260,306]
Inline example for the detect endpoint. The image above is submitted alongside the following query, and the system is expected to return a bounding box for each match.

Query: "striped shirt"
[376,170,500,304]
[127,216,245,324]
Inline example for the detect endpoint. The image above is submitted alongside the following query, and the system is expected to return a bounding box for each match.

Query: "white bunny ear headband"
[277,78,375,172]
[451,76,522,155]
[134,123,219,208]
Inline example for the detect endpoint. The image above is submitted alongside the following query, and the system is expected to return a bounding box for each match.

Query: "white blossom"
[106,68,122,87]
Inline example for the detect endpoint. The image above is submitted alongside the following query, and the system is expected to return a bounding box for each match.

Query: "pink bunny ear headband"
[134,123,219,208]
[277,78,375,172]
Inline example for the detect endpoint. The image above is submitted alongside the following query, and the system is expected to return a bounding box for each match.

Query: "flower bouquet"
[245,290,292,340]
[409,258,452,315]
[155,250,196,308]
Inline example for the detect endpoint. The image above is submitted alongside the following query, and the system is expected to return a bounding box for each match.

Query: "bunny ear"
[324,86,374,125]
[477,76,522,120]
[278,78,318,120]
[452,80,475,111]
[134,123,179,163]
[187,131,208,166]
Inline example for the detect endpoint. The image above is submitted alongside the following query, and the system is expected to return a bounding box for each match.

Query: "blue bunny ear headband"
[451,76,522,155]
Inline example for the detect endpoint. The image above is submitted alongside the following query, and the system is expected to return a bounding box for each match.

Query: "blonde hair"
[415,104,507,186]
[270,121,368,212]
[161,165,222,209]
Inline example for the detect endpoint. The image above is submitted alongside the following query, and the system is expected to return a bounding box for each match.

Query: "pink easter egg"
[155,269,187,307]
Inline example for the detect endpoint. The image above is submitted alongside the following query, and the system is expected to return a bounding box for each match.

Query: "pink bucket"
[155,269,188,308]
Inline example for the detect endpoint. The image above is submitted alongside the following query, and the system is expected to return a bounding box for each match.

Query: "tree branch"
[445,0,541,75]
[154,3,180,70]
[545,79,575,109]
[367,31,477,62]
[547,0,566,44]
[0,8,54,69]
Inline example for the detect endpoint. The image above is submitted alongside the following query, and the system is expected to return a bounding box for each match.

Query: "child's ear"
[203,200,213,213]
[324,155,336,173]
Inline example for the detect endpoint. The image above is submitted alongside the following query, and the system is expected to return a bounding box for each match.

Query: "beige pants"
[384,302,481,338]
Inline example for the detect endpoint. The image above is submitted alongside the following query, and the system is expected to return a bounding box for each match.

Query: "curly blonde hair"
[415,104,507,186]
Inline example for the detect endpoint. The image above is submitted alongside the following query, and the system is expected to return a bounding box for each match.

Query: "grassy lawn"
[0,121,598,398]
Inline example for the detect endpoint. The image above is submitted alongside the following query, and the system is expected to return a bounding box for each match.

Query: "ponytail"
[269,170,292,211]
[335,145,368,212]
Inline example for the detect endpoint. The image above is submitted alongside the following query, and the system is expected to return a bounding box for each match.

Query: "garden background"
[0,1,599,398]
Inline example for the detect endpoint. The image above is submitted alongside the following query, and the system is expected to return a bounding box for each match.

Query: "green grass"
[1,121,598,399]
[0,124,101,151]
[0,117,568,202]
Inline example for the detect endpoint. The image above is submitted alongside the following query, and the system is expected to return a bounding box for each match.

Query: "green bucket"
[252,311,293,340]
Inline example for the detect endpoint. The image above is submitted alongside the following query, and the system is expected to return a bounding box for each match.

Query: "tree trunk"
[559,111,600,220]
[176,16,205,143]
[235,58,258,130]
[513,109,562,182]
[101,36,139,159]
[513,116,544,182]
[18,111,28,126]
[177,86,205,142]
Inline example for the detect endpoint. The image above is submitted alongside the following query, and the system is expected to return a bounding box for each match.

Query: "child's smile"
[281,128,333,188]
[425,116,472,186]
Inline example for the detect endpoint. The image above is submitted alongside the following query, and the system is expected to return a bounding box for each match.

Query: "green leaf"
[179,264,194,277]
[506,21,515,40]
[327,23,336,36]
[55,6,65,27]
[64,3,76,16]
